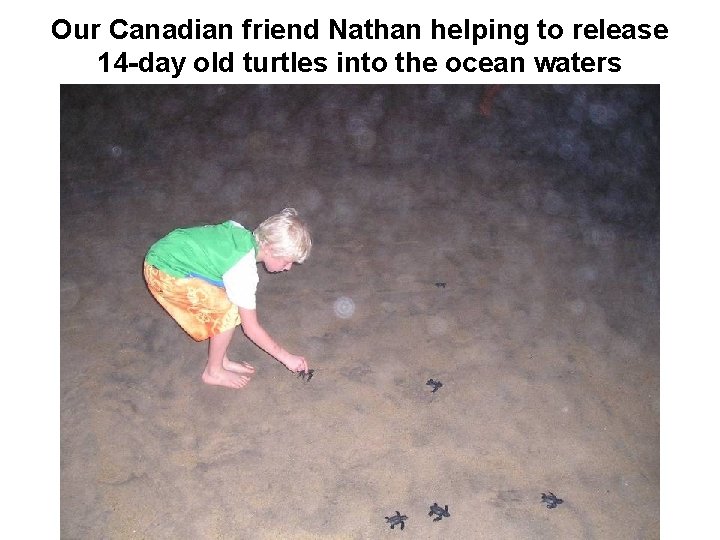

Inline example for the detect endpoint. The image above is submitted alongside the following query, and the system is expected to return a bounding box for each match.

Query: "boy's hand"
[281,353,308,373]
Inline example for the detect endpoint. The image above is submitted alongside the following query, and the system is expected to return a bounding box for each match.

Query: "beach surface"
[61,85,659,539]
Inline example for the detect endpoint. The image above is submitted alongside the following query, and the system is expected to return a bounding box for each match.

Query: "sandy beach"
[61,85,659,539]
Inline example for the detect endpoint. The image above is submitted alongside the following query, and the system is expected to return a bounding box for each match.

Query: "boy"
[143,208,312,389]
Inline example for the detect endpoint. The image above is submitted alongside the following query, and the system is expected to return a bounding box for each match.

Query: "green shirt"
[145,221,260,309]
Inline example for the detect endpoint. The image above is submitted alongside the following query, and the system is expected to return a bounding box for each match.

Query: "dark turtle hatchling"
[385,510,408,530]
[434,282,447,288]
[428,502,450,521]
[541,492,563,509]
[297,369,314,382]
[426,379,443,393]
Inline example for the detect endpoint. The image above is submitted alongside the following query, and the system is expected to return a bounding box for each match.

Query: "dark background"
[61,84,659,232]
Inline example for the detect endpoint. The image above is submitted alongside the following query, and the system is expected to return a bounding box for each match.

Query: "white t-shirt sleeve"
[222,251,259,309]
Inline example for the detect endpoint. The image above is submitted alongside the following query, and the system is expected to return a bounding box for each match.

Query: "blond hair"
[253,208,312,263]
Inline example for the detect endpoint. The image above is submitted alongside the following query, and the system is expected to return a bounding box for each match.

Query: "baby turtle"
[434,282,447,288]
[428,502,450,521]
[384,511,408,530]
[541,492,564,509]
[426,379,443,393]
[297,369,314,382]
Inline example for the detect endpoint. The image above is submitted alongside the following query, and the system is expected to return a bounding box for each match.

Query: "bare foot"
[222,356,256,375]
[201,367,250,389]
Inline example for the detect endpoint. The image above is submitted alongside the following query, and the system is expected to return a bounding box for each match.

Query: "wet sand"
[61,85,659,539]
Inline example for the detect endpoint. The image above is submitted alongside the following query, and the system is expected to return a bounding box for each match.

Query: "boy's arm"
[238,307,308,372]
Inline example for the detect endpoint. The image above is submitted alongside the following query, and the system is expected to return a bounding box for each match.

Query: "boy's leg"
[144,263,255,388]
[202,327,251,389]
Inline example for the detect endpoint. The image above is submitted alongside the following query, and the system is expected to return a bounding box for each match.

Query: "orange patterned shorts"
[143,262,241,341]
